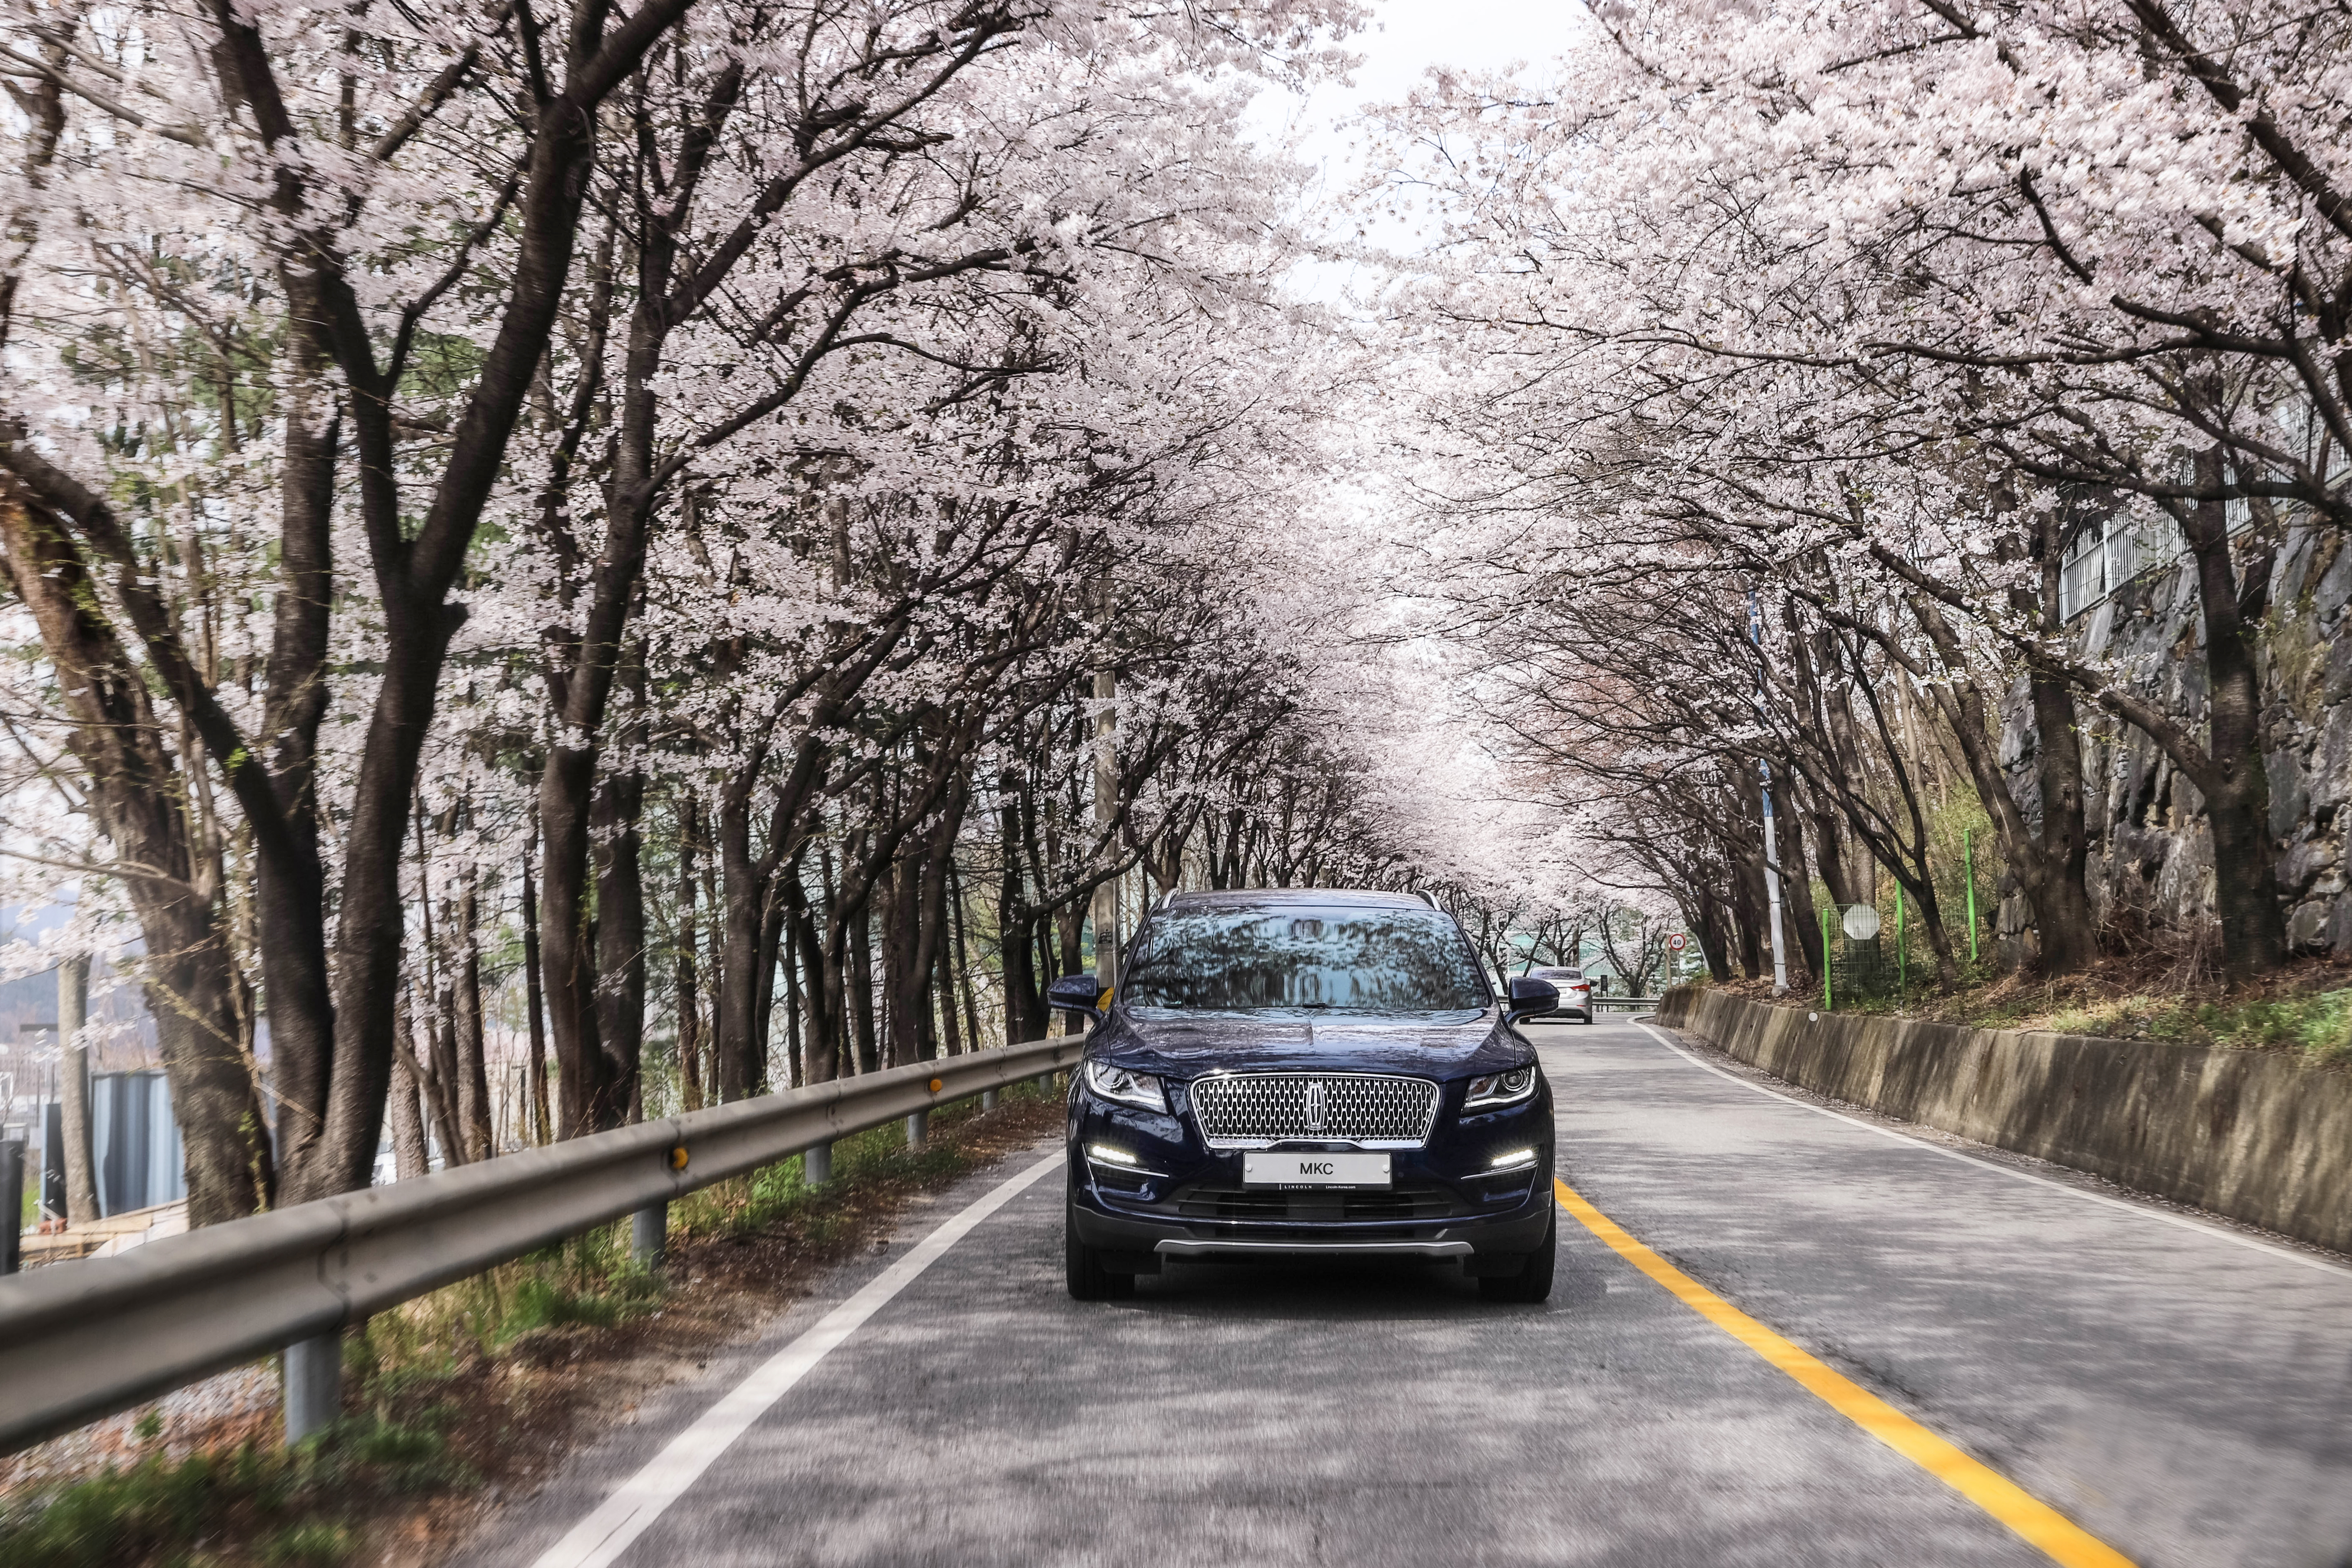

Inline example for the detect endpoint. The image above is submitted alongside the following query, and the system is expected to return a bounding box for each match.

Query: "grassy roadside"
[0,1077,1068,1568]
[1709,958,2352,1065]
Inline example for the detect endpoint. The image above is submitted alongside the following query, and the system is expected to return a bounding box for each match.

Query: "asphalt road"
[457,1015,2352,1568]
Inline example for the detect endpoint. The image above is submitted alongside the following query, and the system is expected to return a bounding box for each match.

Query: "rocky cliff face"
[1999,523,2352,961]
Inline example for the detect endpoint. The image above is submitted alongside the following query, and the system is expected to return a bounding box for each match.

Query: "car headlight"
[1463,1066,1537,1109]
[1084,1060,1168,1113]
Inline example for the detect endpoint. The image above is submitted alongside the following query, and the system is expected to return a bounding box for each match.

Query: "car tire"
[1479,1210,1556,1304]
[1066,1198,1134,1301]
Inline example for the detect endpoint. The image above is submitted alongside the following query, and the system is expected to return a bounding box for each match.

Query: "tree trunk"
[949,857,985,1052]
[539,743,606,1137]
[404,982,463,1173]
[429,980,466,1168]
[2023,663,2099,973]
[247,297,339,1196]
[388,1041,430,1182]
[937,902,965,1059]
[716,773,764,1102]
[57,955,97,1223]
[1054,902,1086,987]
[996,786,1048,1044]
[1729,775,1768,979]
[877,858,912,1068]
[788,861,836,1085]
[848,899,879,1076]
[522,845,551,1143]
[2183,449,2287,979]
[309,591,467,1196]
[1901,573,2098,977]
[593,760,647,1127]
[782,910,802,1090]
[1808,795,1858,909]
[677,795,704,1112]
[753,881,787,1092]
[452,886,493,1161]
[0,498,270,1224]
[1693,884,1737,983]
[1776,794,1825,980]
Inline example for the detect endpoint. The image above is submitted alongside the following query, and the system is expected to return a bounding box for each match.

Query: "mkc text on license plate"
[1242,1152,1392,1189]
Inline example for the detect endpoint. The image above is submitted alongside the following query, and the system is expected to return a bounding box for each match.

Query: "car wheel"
[1066,1198,1134,1301]
[1479,1210,1556,1304]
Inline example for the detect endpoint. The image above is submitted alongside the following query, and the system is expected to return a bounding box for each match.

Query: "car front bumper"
[1070,1195,1553,1274]
[1068,1145,1557,1276]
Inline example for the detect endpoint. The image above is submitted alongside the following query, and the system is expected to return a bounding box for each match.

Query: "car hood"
[1093,1008,1525,1081]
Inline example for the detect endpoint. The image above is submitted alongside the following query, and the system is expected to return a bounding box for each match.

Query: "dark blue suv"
[1056,889,1559,1302]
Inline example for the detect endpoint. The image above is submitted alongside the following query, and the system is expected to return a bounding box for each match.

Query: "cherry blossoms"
[0,0,1394,1218]
[1359,0,2352,989]
[10,0,2345,1223]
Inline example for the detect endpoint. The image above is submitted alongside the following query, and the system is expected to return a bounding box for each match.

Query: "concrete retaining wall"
[1654,987,2352,1254]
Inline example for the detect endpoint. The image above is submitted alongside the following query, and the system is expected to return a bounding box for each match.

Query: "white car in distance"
[1526,967,1594,1023]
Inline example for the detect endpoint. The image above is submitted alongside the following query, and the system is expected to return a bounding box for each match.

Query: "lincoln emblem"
[1304,1079,1327,1131]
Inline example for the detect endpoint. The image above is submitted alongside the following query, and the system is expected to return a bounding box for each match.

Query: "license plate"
[1242,1152,1392,1189]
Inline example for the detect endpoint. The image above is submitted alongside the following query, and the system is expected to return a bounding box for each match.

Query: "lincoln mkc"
[1055,889,1559,1302]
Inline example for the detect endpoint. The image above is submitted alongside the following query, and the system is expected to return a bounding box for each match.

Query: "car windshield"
[1121,905,1491,1016]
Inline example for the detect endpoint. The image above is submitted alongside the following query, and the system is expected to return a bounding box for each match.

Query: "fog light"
[1087,1144,1140,1167]
[1488,1147,1537,1172]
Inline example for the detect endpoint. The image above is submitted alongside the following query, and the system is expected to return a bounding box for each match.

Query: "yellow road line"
[1553,1178,2135,1568]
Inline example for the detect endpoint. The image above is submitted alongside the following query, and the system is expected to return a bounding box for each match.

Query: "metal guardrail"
[1525,998,1661,1017]
[0,1035,1081,1456]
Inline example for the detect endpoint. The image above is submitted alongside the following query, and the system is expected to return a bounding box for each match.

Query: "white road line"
[1625,1019,2352,1281]
[528,1148,1067,1568]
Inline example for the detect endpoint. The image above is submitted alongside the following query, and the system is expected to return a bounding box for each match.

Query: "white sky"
[1254,0,1592,162]
[1246,0,1594,300]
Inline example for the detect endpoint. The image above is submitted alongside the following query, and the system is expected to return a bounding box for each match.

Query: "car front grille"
[1171,1183,1464,1223]
[1187,1072,1440,1149]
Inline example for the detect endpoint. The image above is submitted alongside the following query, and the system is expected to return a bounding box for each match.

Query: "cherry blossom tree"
[0,0,1371,1211]
[1355,0,2352,987]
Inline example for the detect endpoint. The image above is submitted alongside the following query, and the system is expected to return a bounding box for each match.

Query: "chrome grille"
[1188,1073,1439,1149]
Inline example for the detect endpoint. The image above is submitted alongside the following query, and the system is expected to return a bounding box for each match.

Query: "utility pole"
[1748,594,1790,995]
[1759,763,1789,995]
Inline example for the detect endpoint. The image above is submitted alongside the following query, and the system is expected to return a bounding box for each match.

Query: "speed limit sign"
[1669,933,1688,952]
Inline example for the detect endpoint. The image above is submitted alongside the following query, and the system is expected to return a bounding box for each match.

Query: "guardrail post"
[1,1139,22,1274]
[805,1142,832,1186]
[631,1202,667,1270]
[282,1332,341,1445]
[981,1088,999,1111]
[904,1111,927,1148]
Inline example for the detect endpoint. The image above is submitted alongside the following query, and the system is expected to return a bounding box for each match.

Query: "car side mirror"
[1046,972,1106,1022]
[1503,976,1559,1023]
